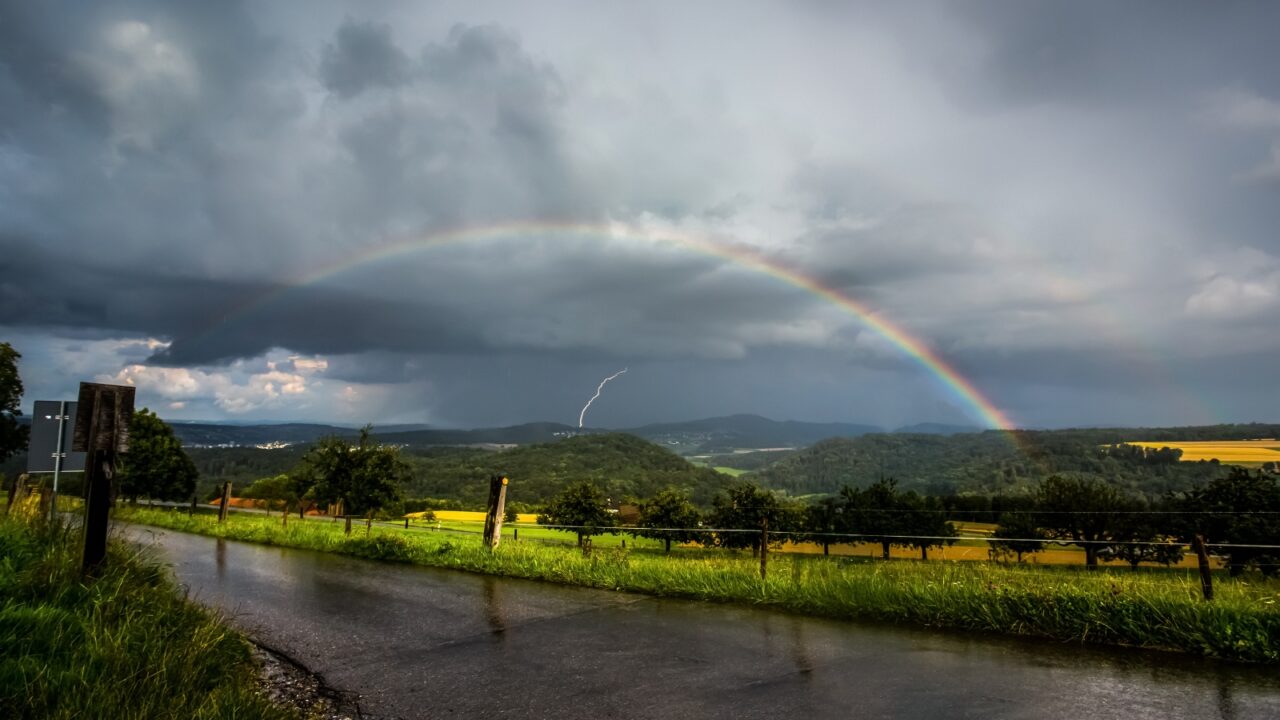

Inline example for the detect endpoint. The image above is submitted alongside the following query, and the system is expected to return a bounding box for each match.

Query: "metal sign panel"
[27,400,86,473]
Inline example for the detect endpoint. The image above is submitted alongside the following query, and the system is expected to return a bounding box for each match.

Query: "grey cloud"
[3,1,1280,428]
[320,19,410,97]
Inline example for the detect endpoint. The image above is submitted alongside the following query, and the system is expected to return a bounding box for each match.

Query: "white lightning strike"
[578,368,628,428]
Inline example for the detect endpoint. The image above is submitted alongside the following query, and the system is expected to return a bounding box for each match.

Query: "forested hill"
[751,425,1280,499]
[400,433,737,507]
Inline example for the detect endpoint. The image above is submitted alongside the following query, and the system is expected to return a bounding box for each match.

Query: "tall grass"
[0,507,298,719]
[119,506,1280,664]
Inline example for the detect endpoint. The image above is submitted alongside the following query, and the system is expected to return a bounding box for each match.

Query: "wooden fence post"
[1192,534,1214,601]
[366,512,372,535]
[73,382,135,578]
[345,516,352,536]
[218,482,232,523]
[482,475,509,549]
[404,517,409,529]
[759,517,769,580]
[189,493,197,516]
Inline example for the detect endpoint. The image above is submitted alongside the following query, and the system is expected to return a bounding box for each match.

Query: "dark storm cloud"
[319,19,410,98]
[2,1,1279,427]
[941,1,1280,107]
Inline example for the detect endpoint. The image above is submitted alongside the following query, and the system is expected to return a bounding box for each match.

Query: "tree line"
[535,470,1280,575]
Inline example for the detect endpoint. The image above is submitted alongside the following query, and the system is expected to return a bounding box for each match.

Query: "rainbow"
[199,220,1019,430]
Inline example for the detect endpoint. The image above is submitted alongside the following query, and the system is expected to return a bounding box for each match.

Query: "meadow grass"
[118,506,1280,664]
[0,501,298,719]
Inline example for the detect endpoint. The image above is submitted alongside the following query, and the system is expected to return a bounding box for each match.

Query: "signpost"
[72,382,135,576]
[27,400,86,521]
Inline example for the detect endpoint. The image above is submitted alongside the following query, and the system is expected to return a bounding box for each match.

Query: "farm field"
[354,513,1211,569]
[1129,439,1280,465]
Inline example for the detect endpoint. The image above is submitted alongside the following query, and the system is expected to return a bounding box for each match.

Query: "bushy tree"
[1178,468,1280,576]
[898,491,957,560]
[635,486,703,553]
[117,409,199,503]
[706,482,799,555]
[841,478,908,560]
[241,474,299,514]
[802,496,845,556]
[0,342,27,464]
[1035,475,1125,568]
[296,426,407,516]
[990,511,1047,562]
[1100,500,1184,570]
[537,481,615,547]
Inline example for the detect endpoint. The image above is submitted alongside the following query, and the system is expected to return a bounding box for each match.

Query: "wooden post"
[282,503,288,528]
[189,493,197,517]
[82,450,114,573]
[1192,534,1214,601]
[760,517,769,580]
[218,482,232,523]
[482,475,509,549]
[345,516,352,536]
[366,512,372,535]
[513,527,518,542]
[73,382,135,578]
[405,517,409,529]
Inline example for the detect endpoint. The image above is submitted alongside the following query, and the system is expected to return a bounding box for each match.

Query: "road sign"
[27,400,85,473]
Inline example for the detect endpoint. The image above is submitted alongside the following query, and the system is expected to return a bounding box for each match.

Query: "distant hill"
[375,422,576,446]
[164,414,881,453]
[750,424,1280,499]
[399,433,737,507]
[627,414,881,453]
[892,423,980,435]
[165,422,352,447]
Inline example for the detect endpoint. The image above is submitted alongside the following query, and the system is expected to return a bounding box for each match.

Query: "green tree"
[706,482,799,555]
[1101,501,1184,570]
[898,492,957,560]
[504,504,519,523]
[241,474,298,514]
[841,478,909,560]
[0,342,27,465]
[990,511,1047,562]
[296,427,407,516]
[117,409,199,503]
[1178,468,1280,576]
[802,496,845,556]
[1035,475,1125,568]
[635,486,703,553]
[537,481,615,547]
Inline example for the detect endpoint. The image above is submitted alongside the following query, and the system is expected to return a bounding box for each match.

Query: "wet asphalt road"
[126,525,1280,720]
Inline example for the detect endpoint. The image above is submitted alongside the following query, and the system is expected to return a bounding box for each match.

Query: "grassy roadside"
[0,503,300,719]
[119,506,1280,664]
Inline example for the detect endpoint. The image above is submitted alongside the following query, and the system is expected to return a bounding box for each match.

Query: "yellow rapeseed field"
[1128,439,1280,464]
[405,509,540,523]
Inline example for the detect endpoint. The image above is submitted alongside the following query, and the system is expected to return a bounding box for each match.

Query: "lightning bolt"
[578,368,628,428]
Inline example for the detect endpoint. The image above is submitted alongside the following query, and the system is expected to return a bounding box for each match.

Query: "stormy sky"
[2,1,1278,430]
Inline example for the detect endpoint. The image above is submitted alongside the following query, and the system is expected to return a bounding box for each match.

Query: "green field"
[117,506,1280,663]
[712,466,748,477]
